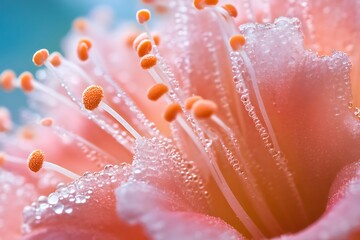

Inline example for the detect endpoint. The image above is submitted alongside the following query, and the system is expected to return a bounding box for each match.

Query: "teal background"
[0,0,137,121]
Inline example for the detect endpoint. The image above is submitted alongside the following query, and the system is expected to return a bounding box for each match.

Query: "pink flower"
[1,0,360,239]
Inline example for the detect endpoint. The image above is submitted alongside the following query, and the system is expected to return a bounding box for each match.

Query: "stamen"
[77,39,92,61]
[140,54,157,69]
[222,4,238,18]
[192,100,217,119]
[27,149,80,180]
[163,103,182,122]
[82,85,104,111]
[133,32,160,50]
[32,49,49,67]
[194,0,218,10]
[49,53,62,67]
[136,9,151,24]
[73,17,88,32]
[40,117,54,127]
[185,96,203,110]
[0,70,15,91]
[28,149,44,173]
[137,39,153,57]
[229,34,246,51]
[147,83,168,101]
[82,85,142,140]
[19,71,34,92]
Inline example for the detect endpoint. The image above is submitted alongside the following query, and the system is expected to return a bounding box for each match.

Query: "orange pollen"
[194,0,205,10]
[21,127,35,140]
[41,118,54,127]
[136,9,151,24]
[152,33,161,45]
[192,100,217,119]
[73,18,88,32]
[141,0,154,3]
[82,85,104,111]
[50,53,62,67]
[77,42,89,61]
[0,70,15,91]
[229,34,246,51]
[147,83,168,101]
[125,32,139,48]
[205,0,219,5]
[163,103,182,122]
[19,72,34,92]
[137,39,153,57]
[28,149,45,173]
[185,96,203,110]
[222,4,238,18]
[140,54,157,69]
[32,49,49,67]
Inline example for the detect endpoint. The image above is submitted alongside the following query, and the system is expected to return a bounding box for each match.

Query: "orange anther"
[194,0,205,10]
[136,9,151,24]
[82,85,104,111]
[33,49,49,67]
[163,103,182,122]
[0,70,15,91]
[141,0,154,3]
[50,53,61,67]
[77,39,92,61]
[41,118,53,127]
[229,34,246,51]
[205,0,218,5]
[222,4,238,18]
[137,39,153,57]
[19,72,34,92]
[28,149,45,173]
[192,100,217,119]
[185,96,203,110]
[152,33,161,45]
[21,127,35,140]
[140,54,157,69]
[147,83,168,101]
[73,17,88,32]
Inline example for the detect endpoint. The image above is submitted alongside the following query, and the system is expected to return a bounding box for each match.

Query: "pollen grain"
[147,83,168,101]
[82,85,104,111]
[28,149,45,173]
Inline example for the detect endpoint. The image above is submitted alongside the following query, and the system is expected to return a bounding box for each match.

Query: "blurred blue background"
[0,0,137,121]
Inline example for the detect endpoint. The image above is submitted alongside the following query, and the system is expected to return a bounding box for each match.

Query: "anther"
[77,39,92,61]
[205,0,219,5]
[50,53,62,67]
[82,85,104,111]
[133,32,160,50]
[28,149,45,173]
[192,100,217,119]
[140,54,157,69]
[147,83,168,101]
[185,96,203,110]
[163,103,182,122]
[73,17,88,32]
[137,39,153,57]
[27,149,79,179]
[229,34,246,51]
[19,72,34,92]
[40,118,54,127]
[194,0,218,10]
[0,70,15,91]
[222,4,238,18]
[32,49,49,67]
[0,153,4,167]
[136,9,151,24]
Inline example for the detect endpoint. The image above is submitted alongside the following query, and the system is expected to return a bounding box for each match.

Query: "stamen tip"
[140,54,157,69]
[28,149,45,173]
[163,103,182,122]
[82,85,104,111]
[50,53,62,67]
[19,71,34,92]
[230,34,246,51]
[40,118,54,127]
[1,70,16,91]
[192,100,217,119]
[137,39,153,57]
[136,9,151,24]
[185,96,203,110]
[147,83,168,101]
[77,39,92,61]
[33,49,49,67]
